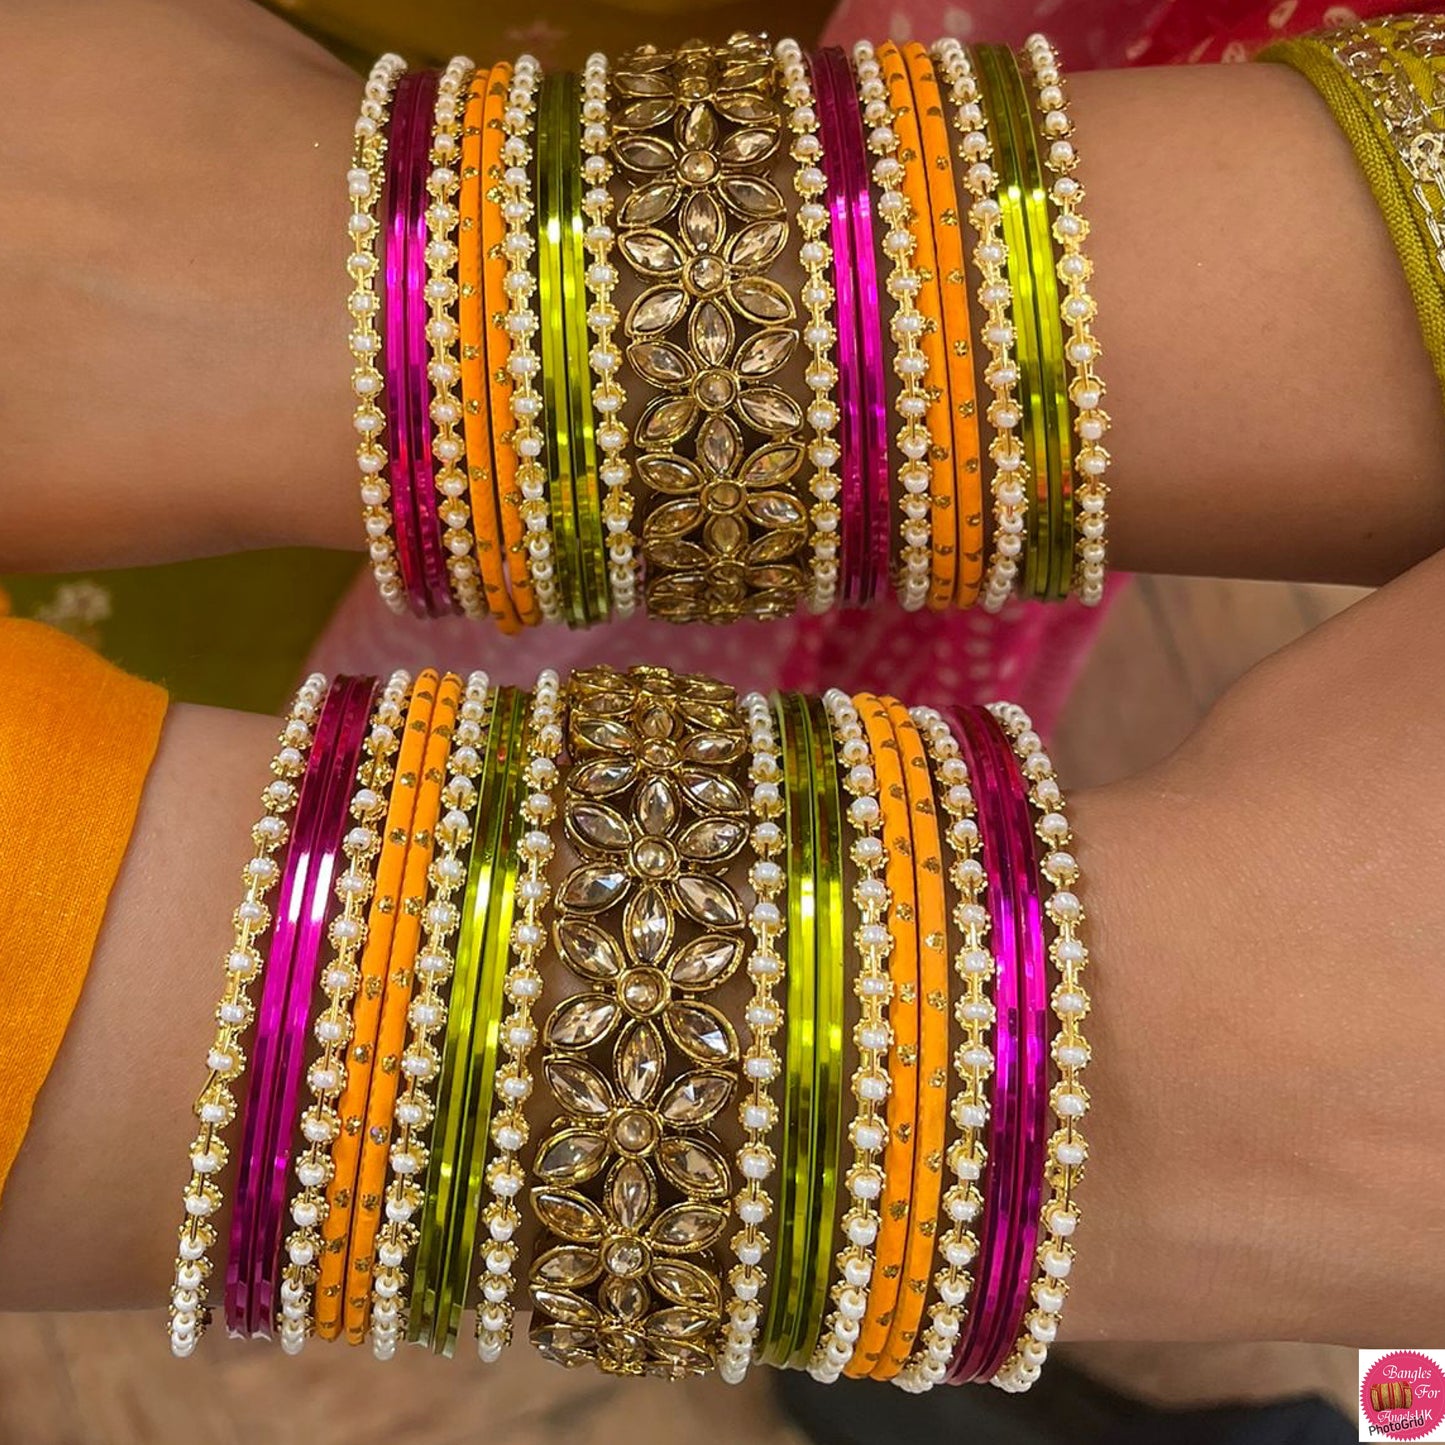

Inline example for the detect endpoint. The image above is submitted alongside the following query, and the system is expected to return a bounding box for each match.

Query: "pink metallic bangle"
[943,704,1018,1381]
[813,47,889,607]
[253,676,376,1334]
[384,73,454,618]
[810,50,866,609]
[944,706,1047,1384]
[226,679,344,1332]
[974,706,1049,1382]
[383,74,428,618]
[400,70,457,617]
[841,49,891,606]
[225,677,376,1336]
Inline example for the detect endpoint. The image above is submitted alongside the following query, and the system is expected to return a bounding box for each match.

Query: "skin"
[4,550,1445,1341]
[0,0,1441,580]
[0,0,1441,1355]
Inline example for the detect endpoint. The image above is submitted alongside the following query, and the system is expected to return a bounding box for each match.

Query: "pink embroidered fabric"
[307,0,1393,728]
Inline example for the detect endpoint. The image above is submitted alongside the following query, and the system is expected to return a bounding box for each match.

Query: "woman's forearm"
[4,563,1442,1343]
[0,0,1441,587]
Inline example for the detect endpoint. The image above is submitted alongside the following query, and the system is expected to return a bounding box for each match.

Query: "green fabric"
[1261,35,1445,409]
[0,551,360,712]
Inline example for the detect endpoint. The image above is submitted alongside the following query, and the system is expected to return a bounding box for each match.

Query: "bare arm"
[0,0,1439,586]
[3,549,1442,1346]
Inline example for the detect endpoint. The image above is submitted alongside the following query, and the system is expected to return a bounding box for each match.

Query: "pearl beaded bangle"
[807,690,892,1383]
[1020,36,1111,607]
[474,669,563,1362]
[424,58,486,619]
[369,671,492,1358]
[579,53,638,618]
[986,702,1091,1392]
[167,674,328,1357]
[842,690,915,1381]
[876,697,951,1377]
[853,41,935,613]
[776,39,843,616]
[350,58,408,615]
[499,58,562,623]
[719,693,789,1384]
[279,671,407,1353]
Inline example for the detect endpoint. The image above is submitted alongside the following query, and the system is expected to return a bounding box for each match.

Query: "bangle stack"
[349,34,1109,624]
[170,663,1094,1397]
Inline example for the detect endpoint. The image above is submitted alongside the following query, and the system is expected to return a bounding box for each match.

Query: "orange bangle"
[460,72,520,635]
[875,696,951,1378]
[878,44,957,613]
[342,672,464,1343]
[480,63,540,626]
[844,691,920,1379]
[902,44,985,608]
[315,671,440,1340]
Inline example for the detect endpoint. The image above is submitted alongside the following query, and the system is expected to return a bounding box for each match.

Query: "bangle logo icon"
[1360,1351,1445,1441]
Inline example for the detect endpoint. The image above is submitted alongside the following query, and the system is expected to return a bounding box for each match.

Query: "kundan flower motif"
[531,666,751,1377]
[612,37,808,622]
[530,1154,729,1376]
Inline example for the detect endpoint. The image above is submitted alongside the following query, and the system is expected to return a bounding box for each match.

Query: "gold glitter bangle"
[369,671,493,1359]
[279,671,408,1352]
[718,692,788,1383]
[932,40,1030,614]
[168,673,328,1357]
[425,57,486,618]
[894,706,993,1392]
[613,35,809,624]
[530,664,748,1377]
[776,37,843,615]
[988,703,1091,1392]
[580,52,640,617]
[807,689,893,1382]
[350,57,408,615]
[876,697,949,1378]
[474,669,566,1362]
[1020,35,1110,606]
[853,41,934,613]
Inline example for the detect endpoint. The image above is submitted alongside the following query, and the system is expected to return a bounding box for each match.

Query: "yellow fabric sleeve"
[0,619,167,1201]
[1261,34,1445,408]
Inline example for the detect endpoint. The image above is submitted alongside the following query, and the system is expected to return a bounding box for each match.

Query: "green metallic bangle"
[432,686,526,1353]
[794,693,845,1367]
[762,691,818,1367]
[558,72,610,625]
[975,46,1050,602]
[408,688,507,1344]
[997,42,1069,601]
[538,75,585,628]
[1008,44,1074,601]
